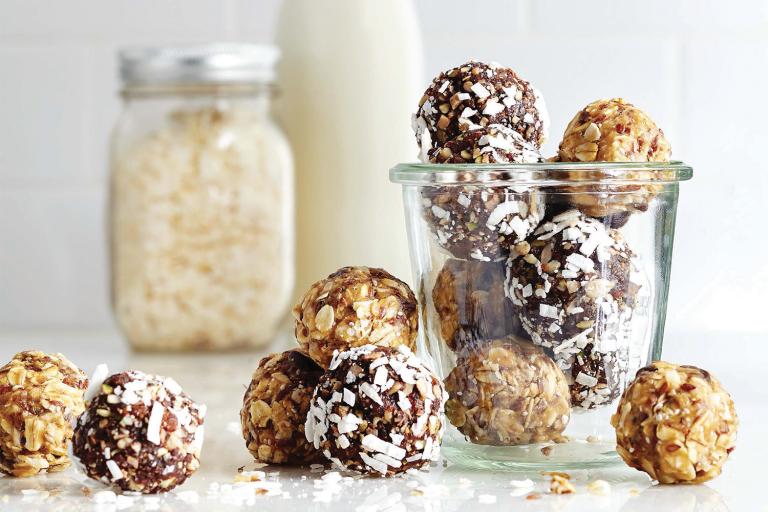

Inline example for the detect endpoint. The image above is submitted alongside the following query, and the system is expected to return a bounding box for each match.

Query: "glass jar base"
[442,439,623,471]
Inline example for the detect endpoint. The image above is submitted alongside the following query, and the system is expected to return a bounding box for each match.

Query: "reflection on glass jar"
[391,161,692,468]
[110,45,294,351]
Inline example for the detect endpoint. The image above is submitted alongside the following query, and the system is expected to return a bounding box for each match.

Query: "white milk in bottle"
[275,0,423,298]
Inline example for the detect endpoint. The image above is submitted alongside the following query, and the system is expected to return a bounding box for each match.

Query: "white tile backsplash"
[0,188,110,327]
[0,0,766,337]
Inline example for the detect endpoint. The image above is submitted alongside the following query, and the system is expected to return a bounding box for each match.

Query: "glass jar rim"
[389,161,692,186]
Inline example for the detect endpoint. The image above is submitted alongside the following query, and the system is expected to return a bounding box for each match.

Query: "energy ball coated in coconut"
[294,267,418,369]
[73,371,205,494]
[444,338,571,445]
[557,98,673,218]
[305,345,445,476]
[506,209,641,409]
[432,259,523,352]
[612,361,737,484]
[413,61,549,158]
[0,351,88,477]
[241,350,324,465]
[428,124,542,164]
[422,181,545,262]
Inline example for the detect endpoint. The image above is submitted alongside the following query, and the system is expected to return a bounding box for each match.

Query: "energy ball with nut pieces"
[412,60,549,158]
[611,361,737,484]
[294,266,418,369]
[506,209,641,409]
[73,370,205,494]
[422,179,545,262]
[557,98,672,218]
[444,338,571,445]
[0,351,88,477]
[305,345,446,476]
[432,258,523,352]
[428,124,542,164]
[241,350,324,465]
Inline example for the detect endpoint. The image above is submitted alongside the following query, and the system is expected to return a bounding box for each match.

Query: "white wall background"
[1,1,766,370]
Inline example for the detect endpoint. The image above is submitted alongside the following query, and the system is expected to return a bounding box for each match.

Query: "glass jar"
[110,44,294,351]
[390,161,692,468]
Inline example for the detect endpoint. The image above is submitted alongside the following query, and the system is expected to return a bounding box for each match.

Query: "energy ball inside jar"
[294,266,418,369]
[558,98,673,218]
[612,362,737,484]
[412,60,549,157]
[241,350,324,465]
[73,371,205,494]
[0,351,88,477]
[423,183,545,261]
[432,258,523,352]
[305,345,446,476]
[506,209,640,409]
[444,338,570,445]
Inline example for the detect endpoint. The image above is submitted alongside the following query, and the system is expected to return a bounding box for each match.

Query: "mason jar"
[110,44,294,351]
[390,161,692,468]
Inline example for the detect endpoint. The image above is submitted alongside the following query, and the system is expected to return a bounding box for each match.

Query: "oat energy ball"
[444,338,570,445]
[305,345,445,476]
[73,371,205,494]
[294,266,418,369]
[412,60,549,158]
[506,209,640,409]
[422,183,544,262]
[612,362,737,484]
[241,350,324,465]
[432,259,522,352]
[0,351,87,477]
[428,124,542,164]
[558,98,673,218]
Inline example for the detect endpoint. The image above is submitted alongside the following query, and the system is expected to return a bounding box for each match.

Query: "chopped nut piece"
[294,267,418,369]
[546,472,575,494]
[0,351,87,477]
[444,338,571,445]
[241,350,324,465]
[611,361,737,484]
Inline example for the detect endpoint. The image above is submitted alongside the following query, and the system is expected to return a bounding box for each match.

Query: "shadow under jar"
[109,45,294,351]
[390,161,692,469]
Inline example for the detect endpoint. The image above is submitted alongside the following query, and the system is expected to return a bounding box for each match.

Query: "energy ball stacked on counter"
[612,362,737,484]
[73,370,206,494]
[241,266,445,476]
[0,351,88,477]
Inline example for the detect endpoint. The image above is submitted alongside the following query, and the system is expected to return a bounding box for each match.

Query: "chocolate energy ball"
[422,183,545,262]
[412,60,549,158]
[558,98,673,218]
[506,209,640,409]
[428,123,542,164]
[612,362,737,484]
[0,351,87,477]
[432,258,523,352]
[444,338,571,445]
[294,266,418,369]
[241,350,324,465]
[305,345,445,476]
[73,371,205,494]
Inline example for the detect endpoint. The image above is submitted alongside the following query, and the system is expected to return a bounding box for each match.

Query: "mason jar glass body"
[391,162,692,468]
[110,86,294,351]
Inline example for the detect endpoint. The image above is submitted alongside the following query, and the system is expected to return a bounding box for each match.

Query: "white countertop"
[0,329,761,511]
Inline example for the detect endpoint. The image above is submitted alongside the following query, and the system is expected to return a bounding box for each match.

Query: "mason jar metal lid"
[119,43,280,87]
